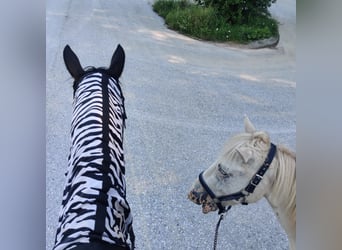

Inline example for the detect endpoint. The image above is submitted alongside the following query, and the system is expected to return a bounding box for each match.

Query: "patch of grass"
[153,0,279,44]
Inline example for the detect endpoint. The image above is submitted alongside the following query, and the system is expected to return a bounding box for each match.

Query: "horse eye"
[218,164,230,178]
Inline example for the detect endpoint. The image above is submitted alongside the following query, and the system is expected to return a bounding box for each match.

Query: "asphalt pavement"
[46,0,295,249]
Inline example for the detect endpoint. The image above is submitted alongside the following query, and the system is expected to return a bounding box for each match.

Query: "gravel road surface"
[46,0,295,249]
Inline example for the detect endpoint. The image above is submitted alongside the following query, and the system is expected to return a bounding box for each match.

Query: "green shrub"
[194,0,276,24]
[153,0,279,44]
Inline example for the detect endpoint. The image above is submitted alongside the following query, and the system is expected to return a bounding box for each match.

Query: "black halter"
[199,143,277,214]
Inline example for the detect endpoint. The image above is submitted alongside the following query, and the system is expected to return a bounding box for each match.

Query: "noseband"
[198,143,277,214]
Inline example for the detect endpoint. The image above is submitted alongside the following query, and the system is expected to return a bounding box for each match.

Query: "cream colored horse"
[188,116,296,250]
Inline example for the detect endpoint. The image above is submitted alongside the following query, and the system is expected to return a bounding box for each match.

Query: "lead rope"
[213,214,224,250]
[213,206,231,250]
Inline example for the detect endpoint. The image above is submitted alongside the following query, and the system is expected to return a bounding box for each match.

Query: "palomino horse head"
[188,116,278,214]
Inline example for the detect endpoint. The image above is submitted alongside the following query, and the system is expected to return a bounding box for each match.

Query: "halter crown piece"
[199,143,277,214]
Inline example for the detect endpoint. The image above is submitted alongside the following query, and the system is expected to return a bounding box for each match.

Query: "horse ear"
[108,44,125,80]
[63,45,84,79]
[236,146,253,164]
[244,115,256,133]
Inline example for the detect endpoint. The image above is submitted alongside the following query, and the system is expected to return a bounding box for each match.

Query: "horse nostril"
[188,191,196,200]
[188,190,203,205]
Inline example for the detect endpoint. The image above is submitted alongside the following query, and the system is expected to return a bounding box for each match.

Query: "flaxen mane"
[269,145,296,224]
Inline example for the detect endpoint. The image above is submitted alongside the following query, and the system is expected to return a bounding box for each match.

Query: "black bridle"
[199,143,277,214]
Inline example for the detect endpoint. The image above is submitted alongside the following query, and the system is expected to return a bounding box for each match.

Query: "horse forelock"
[220,132,270,160]
[221,133,252,156]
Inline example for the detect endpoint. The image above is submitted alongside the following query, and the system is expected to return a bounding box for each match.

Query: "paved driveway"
[46,0,295,249]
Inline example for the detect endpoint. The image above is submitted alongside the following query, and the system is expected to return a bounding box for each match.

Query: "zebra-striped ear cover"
[63,45,84,80]
[108,44,125,80]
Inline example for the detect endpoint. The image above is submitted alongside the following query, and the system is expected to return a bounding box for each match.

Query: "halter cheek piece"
[199,143,277,214]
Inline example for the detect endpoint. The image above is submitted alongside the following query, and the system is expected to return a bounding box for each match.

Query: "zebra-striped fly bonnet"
[53,45,134,250]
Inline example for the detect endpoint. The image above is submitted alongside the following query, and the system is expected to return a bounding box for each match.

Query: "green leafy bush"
[153,0,279,44]
[194,0,276,24]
